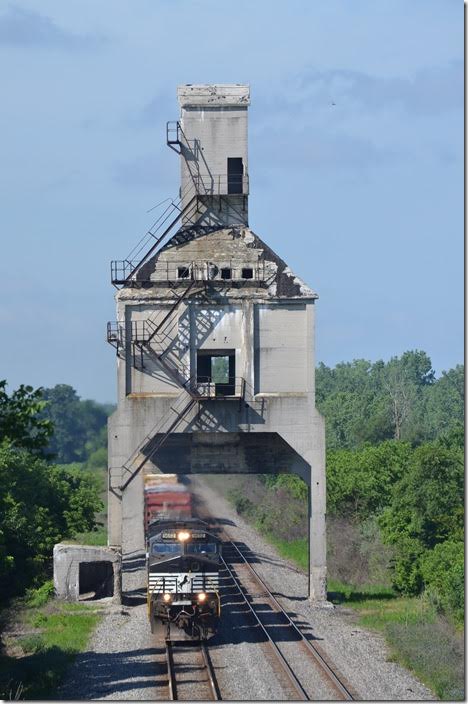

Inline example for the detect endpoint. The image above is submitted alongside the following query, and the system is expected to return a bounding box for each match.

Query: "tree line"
[316,350,463,448]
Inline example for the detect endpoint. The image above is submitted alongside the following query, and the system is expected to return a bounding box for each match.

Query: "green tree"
[326,441,412,518]
[316,352,460,449]
[0,443,103,598]
[421,540,464,624]
[40,385,111,463]
[0,381,52,453]
[381,350,434,442]
[423,365,464,440]
[379,441,464,594]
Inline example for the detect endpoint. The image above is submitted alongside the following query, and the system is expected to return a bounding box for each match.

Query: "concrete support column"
[308,411,327,602]
[107,482,122,547]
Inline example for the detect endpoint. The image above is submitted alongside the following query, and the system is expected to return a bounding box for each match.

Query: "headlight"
[163,593,172,603]
[197,592,207,602]
[177,530,191,542]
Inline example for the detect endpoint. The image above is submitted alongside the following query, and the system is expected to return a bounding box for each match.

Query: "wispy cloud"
[298,62,463,116]
[0,4,105,50]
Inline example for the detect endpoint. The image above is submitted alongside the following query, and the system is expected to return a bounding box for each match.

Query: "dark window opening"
[197,349,236,396]
[220,267,232,280]
[227,157,243,194]
[79,561,114,600]
[177,266,190,279]
[242,267,254,279]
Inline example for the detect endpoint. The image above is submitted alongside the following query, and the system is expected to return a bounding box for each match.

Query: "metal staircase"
[111,182,200,287]
[117,392,198,493]
[109,121,256,494]
[109,279,207,494]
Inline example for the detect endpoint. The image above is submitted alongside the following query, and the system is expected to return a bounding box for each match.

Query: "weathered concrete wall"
[53,544,121,603]
[177,85,249,226]
[254,304,308,393]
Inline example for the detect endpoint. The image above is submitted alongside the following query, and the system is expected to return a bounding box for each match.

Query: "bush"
[25,580,54,608]
[422,541,464,624]
[379,442,464,595]
[227,489,255,517]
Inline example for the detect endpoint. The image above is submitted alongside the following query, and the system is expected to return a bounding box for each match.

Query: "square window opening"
[242,267,254,280]
[220,267,232,280]
[177,266,190,279]
[197,349,236,396]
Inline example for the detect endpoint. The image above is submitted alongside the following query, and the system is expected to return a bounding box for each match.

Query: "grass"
[0,583,102,700]
[327,578,464,701]
[69,526,108,546]
[263,534,309,571]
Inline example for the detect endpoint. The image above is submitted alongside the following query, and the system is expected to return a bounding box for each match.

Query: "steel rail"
[222,539,354,701]
[165,638,220,701]
[221,556,309,701]
[165,640,177,701]
[200,640,221,700]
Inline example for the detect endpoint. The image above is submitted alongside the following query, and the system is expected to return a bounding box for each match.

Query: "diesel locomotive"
[144,474,221,639]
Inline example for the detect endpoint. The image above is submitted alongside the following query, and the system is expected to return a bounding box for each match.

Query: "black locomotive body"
[146,518,221,640]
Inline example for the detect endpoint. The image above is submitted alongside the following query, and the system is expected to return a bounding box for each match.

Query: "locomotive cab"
[147,519,221,640]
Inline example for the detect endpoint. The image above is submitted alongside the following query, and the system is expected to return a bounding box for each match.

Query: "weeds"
[24,580,54,608]
[70,527,108,546]
[0,594,101,699]
[328,583,464,700]
[385,619,464,701]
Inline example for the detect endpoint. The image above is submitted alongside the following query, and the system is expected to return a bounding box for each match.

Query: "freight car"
[143,474,192,532]
[144,475,221,640]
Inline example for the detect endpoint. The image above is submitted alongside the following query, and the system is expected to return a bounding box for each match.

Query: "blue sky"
[0,0,463,402]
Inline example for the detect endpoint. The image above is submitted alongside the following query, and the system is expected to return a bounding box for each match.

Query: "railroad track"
[221,538,355,701]
[165,638,220,701]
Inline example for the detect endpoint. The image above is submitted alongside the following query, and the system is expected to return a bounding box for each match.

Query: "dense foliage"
[40,384,113,464]
[0,445,102,599]
[0,381,53,453]
[0,381,104,601]
[316,352,463,449]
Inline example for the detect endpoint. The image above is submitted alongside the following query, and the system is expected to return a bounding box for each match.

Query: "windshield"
[186,543,218,554]
[151,542,181,555]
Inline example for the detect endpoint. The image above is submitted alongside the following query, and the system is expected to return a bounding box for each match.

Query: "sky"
[0,0,463,403]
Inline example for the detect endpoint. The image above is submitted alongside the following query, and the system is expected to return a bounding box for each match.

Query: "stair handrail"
[118,195,200,285]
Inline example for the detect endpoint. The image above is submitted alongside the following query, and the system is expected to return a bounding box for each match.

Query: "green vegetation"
[0,582,102,700]
[213,351,464,699]
[265,536,308,571]
[316,351,463,449]
[327,581,464,701]
[0,444,103,600]
[40,384,113,464]
[0,381,109,601]
[0,381,109,699]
